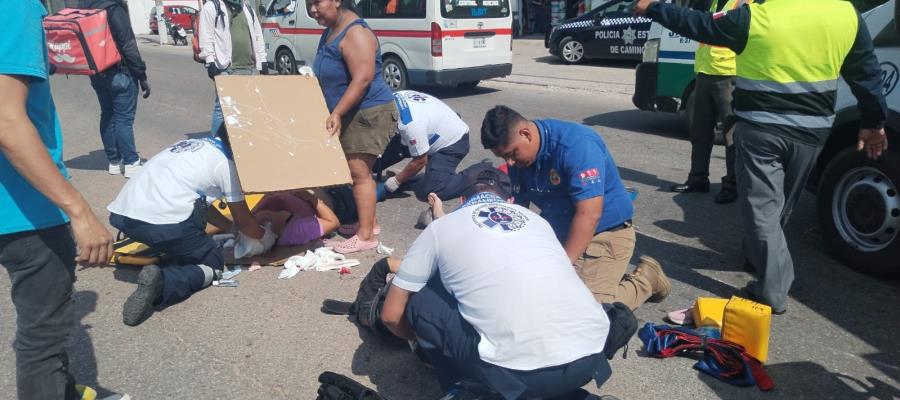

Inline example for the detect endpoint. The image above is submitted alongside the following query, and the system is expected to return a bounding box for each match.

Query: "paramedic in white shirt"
[380,166,613,400]
[108,133,270,327]
[375,90,476,202]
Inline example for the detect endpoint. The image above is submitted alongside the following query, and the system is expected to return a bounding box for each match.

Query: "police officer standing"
[481,105,671,310]
[670,0,744,204]
[636,0,888,314]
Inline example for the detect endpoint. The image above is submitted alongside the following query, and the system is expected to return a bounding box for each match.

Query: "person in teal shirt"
[0,2,115,399]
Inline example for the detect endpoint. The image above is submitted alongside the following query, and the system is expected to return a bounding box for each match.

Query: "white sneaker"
[123,160,142,178]
[100,394,131,400]
[107,163,122,175]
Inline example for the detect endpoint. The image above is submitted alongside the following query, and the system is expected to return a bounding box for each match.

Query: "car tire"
[275,48,297,75]
[382,56,408,91]
[816,146,900,278]
[457,80,480,90]
[558,37,585,64]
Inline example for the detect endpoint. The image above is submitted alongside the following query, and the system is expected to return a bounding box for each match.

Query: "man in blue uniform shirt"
[481,105,671,310]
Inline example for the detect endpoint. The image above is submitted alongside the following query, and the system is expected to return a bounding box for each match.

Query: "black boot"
[670,179,710,193]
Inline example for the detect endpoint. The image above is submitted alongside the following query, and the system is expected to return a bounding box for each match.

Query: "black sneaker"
[123,264,163,326]
[416,208,433,229]
[714,186,737,204]
[740,282,786,315]
[670,180,710,193]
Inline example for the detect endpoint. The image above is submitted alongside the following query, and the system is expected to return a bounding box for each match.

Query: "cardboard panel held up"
[215,75,351,193]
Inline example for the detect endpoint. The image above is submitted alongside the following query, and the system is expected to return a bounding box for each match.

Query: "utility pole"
[157,0,170,45]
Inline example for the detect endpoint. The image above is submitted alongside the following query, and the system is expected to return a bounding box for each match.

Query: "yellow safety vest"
[694,0,744,76]
[734,0,858,130]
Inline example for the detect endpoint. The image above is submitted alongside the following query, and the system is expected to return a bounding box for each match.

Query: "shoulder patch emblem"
[405,92,429,103]
[579,168,601,185]
[471,204,528,232]
[170,139,202,153]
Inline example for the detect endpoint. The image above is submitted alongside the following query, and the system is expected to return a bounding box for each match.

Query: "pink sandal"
[333,235,379,254]
[338,223,381,236]
[665,308,694,326]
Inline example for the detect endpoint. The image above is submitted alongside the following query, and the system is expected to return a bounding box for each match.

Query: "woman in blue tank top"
[309,0,398,254]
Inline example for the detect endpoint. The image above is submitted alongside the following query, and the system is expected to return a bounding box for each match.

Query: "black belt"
[606,219,633,232]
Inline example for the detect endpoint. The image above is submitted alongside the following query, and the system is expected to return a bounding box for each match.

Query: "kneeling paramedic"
[375,90,474,204]
[380,166,614,399]
[108,131,273,326]
[481,105,671,310]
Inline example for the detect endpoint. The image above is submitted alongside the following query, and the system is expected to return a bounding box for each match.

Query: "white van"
[259,0,513,90]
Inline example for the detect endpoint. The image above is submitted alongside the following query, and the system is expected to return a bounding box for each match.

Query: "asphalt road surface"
[1,40,898,399]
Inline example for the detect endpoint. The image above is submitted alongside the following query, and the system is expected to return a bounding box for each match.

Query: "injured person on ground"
[249,190,341,247]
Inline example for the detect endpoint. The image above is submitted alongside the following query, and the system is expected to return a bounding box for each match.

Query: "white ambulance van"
[259,0,513,90]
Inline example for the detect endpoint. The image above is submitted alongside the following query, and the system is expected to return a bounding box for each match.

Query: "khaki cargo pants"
[574,226,654,310]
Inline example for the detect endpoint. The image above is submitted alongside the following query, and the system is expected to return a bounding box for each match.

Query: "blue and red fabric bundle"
[638,323,775,391]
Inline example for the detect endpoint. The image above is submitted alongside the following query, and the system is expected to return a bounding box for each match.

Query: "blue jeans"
[89,69,139,165]
[110,200,223,307]
[0,224,79,400]
[210,66,257,135]
[405,278,611,400]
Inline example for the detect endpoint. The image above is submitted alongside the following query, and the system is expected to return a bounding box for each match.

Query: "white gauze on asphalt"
[279,247,361,279]
[234,222,277,259]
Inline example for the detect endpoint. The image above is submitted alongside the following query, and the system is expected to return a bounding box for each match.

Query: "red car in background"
[149,5,198,33]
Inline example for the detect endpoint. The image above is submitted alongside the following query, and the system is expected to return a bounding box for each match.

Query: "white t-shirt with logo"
[392,194,610,371]
[107,138,245,225]
[393,90,469,157]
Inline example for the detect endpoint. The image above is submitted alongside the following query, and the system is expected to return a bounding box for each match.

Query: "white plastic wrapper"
[376,242,394,255]
[234,222,277,259]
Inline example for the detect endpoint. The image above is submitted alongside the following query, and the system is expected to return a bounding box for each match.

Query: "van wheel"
[275,48,297,75]
[558,37,584,64]
[382,56,408,91]
[457,81,480,90]
[817,146,900,278]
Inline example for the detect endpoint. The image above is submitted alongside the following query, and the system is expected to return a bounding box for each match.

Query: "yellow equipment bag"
[692,297,729,329]
[722,295,772,363]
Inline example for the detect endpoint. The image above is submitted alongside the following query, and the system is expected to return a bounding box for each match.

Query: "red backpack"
[43,8,121,75]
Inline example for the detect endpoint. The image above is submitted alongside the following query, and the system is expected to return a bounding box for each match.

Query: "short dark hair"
[339,0,357,12]
[462,164,512,199]
[481,105,525,150]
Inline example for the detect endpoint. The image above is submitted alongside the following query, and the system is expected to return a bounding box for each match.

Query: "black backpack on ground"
[320,257,395,339]
[602,302,638,360]
[316,372,391,400]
